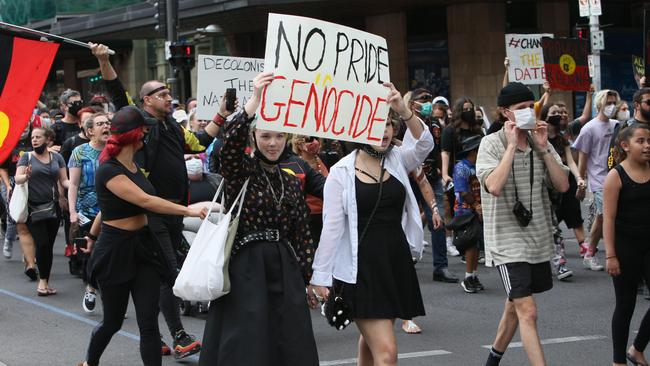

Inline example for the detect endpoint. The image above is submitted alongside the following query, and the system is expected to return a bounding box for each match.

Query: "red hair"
[99,126,144,163]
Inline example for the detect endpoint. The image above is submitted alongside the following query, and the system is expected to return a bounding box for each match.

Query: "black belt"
[232,229,281,255]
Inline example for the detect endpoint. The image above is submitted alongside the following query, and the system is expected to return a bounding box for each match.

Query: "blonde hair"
[594,89,620,112]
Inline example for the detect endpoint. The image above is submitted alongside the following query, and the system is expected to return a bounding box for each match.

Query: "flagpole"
[0,21,115,55]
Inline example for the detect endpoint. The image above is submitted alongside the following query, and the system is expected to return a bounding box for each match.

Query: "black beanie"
[497,82,535,107]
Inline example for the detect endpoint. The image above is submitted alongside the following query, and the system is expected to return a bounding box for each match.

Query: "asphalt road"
[0,220,647,366]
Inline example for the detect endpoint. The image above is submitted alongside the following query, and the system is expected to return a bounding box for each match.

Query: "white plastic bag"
[173,178,249,301]
[9,181,28,223]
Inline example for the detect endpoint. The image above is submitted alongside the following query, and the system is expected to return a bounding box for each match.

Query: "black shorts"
[497,261,553,300]
[555,174,584,229]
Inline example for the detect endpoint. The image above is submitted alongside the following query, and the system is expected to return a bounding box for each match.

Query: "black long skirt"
[199,240,319,366]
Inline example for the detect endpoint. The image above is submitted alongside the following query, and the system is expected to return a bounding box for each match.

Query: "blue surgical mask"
[419,102,432,118]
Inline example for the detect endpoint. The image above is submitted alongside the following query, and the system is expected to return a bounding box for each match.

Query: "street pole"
[589,14,601,90]
[166,0,179,100]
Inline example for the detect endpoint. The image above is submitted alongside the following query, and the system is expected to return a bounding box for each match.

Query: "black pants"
[86,265,161,366]
[148,213,184,336]
[27,217,60,281]
[611,232,650,363]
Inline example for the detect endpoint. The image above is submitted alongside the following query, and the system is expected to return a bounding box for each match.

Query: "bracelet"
[212,113,225,127]
[87,233,98,241]
[400,110,414,121]
[432,205,439,213]
[606,255,616,260]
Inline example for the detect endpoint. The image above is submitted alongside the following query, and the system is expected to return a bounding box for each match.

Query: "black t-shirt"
[441,126,481,175]
[423,119,443,181]
[143,118,187,201]
[95,158,155,221]
[188,178,217,204]
[52,120,81,147]
[61,134,89,164]
[487,121,504,135]
[0,138,32,175]
[548,135,569,162]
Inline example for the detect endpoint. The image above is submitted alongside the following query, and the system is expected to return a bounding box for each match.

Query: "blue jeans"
[1,178,17,242]
[411,177,448,271]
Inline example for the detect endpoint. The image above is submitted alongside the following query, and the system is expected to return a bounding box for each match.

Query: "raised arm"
[90,43,129,109]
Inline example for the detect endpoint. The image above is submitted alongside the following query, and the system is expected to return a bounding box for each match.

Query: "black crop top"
[95,158,156,221]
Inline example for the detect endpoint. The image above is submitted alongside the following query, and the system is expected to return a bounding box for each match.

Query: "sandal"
[46,287,57,295]
[402,320,422,334]
[627,352,649,366]
[37,288,49,297]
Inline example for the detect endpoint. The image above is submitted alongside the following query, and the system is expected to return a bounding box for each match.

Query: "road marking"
[0,287,200,362]
[482,335,607,349]
[320,350,452,365]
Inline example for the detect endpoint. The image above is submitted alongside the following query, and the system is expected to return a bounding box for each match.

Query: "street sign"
[578,0,590,17]
[165,41,171,60]
[589,0,602,16]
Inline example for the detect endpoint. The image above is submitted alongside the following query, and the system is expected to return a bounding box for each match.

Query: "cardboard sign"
[542,37,590,92]
[633,55,645,88]
[505,34,553,85]
[196,55,264,120]
[258,13,390,145]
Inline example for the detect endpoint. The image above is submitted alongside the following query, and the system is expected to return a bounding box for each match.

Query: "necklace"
[261,165,285,210]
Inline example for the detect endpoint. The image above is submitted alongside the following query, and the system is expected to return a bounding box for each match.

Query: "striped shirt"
[476,129,569,267]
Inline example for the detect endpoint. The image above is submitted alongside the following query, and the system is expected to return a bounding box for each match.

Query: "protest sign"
[633,55,645,88]
[505,34,553,85]
[195,55,264,120]
[542,37,590,92]
[258,13,390,146]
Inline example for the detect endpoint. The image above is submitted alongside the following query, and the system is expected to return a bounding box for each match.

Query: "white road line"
[482,335,607,349]
[320,350,452,365]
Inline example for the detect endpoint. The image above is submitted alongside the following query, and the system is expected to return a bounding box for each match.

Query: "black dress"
[339,175,425,320]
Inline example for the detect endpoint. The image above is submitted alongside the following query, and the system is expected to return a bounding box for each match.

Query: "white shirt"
[310,124,434,286]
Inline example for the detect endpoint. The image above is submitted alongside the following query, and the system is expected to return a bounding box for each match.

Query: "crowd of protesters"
[0,39,648,366]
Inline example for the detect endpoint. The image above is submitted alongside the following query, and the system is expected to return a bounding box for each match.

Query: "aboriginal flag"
[0,33,59,164]
[541,37,590,92]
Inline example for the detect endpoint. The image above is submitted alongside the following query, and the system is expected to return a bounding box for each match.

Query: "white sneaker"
[447,242,460,257]
[2,240,12,259]
[83,290,97,313]
[583,255,604,271]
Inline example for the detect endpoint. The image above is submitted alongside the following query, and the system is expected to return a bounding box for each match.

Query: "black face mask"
[547,115,562,126]
[33,144,47,154]
[67,100,83,117]
[461,110,476,124]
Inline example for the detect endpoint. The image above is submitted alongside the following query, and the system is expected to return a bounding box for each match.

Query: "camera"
[512,200,532,227]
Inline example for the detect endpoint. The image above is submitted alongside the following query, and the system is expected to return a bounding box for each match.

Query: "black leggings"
[27,217,60,281]
[86,265,161,366]
[611,234,650,363]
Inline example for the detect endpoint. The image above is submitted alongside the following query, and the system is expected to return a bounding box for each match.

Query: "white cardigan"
[310,124,434,286]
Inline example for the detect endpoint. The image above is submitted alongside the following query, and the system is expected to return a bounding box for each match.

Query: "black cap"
[459,135,482,154]
[497,82,535,107]
[110,106,157,134]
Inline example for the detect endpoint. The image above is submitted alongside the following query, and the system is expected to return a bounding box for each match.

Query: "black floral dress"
[199,111,319,366]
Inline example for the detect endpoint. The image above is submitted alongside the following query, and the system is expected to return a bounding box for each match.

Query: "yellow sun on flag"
[0,111,9,148]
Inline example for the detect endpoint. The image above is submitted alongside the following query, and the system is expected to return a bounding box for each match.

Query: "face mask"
[41,117,51,126]
[616,110,630,122]
[67,100,83,117]
[603,104,616,118]
[304,140,320,155]
[461,110,476,124]
[547,115,562,126]
[33,144,47,154]
[513,108,537,130]
[418,102,432,118]
[476,118,484,126]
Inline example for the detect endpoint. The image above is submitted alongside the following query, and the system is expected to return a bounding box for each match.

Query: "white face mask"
[603,104,616,118]
[513,108,537,130]
[616,110,630,122]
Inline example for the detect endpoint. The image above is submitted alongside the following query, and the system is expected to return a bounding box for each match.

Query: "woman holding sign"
[199,72,320,366]
[310,83,433,365]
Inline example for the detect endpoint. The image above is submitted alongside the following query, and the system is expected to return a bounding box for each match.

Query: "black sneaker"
[173,330,201,359]
[461,278,477,293]
[471,276,485,291]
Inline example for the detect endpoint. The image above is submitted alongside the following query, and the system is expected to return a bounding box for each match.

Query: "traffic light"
[168,43,195,69]
[154,0,166,37]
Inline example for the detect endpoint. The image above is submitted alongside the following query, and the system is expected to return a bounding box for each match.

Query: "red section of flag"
[544,64,591,92]
[0,35,59,164]
[541,37,590,92]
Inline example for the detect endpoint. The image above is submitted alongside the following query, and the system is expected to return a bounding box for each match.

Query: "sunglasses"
[640,99,650,106]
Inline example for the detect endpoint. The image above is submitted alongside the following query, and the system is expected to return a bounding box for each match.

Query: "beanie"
[497,82,535,107]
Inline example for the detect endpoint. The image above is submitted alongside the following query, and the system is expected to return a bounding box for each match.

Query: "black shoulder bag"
[29,153,60,223]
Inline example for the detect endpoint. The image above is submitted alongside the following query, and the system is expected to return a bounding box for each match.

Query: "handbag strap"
[511,140,534,215]
[204,178,226,218]
[227,178,249,217]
